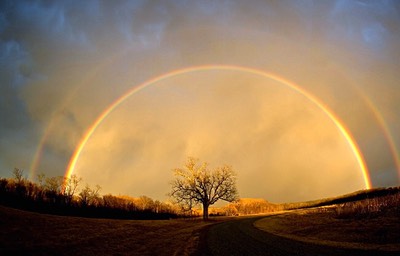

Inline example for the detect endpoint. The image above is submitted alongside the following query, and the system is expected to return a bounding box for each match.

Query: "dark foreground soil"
[0,205,216,255]
[2,205,399,256]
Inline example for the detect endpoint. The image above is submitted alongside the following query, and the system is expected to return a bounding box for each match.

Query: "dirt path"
[196,215,399,256]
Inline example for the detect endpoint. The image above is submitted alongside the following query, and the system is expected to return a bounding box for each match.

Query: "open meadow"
[0,205,216,255]
[2,187,400,255]
[255,192,400,252]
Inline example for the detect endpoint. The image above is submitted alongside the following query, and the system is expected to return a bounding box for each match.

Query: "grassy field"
[255,207,400,252]
[2,187,399,254]
[253,187,400,252]
[0,205,219,255]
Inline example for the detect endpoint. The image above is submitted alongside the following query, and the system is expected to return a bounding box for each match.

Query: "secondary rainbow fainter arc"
[64,65,372,189]
[336,67,400,184]
[359,91,400,183]
[28,47,136,181]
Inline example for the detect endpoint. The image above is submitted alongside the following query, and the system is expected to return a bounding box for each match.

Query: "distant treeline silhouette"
[0,168,178,220]
[282,186,400,210]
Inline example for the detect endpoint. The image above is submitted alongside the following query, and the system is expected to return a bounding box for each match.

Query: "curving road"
[195,216,398,256]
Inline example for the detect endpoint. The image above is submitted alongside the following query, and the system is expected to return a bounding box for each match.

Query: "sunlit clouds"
[1,0,399,203]
[74,70,365,202]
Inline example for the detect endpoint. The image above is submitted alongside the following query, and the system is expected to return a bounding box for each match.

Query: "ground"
[0,206,216,255]
[1,205,399,255]
[254,208,400,252]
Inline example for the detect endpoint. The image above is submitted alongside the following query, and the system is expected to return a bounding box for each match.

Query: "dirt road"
[196,216,399,256]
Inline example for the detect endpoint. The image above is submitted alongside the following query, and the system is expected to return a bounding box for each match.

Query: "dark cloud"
[0,0,399,202]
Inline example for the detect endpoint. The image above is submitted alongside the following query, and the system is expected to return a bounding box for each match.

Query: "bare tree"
[170,157,239,220]
[63,174,82,204]
[44,176,64,193]
[79,184,101,207]
[43,176,64,204]
[12,168,24,183]
[136,195,155,211]
[37,173,46,188]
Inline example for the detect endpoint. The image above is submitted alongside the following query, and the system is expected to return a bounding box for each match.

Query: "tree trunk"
[203,202,209,220]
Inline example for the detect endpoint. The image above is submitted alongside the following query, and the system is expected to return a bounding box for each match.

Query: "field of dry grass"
[254,188,400,252]
[255,207,400,252]
[0,205,220,255]
[2,188,399,254]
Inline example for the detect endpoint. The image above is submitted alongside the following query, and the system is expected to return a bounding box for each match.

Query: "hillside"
[282,186,400,210]
[255,187,400,252]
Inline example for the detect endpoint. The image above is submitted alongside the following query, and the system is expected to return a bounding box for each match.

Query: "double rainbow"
[62,65,372,189]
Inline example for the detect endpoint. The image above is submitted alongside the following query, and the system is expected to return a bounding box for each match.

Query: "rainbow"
[28,48,134,181]
[330,65,400,184]
[29,124,51,180]
[351,83,400,183]
[64,65,372,189]
[367,103,400,182]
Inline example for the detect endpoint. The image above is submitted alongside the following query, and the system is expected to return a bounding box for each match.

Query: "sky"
[1,0,399,203]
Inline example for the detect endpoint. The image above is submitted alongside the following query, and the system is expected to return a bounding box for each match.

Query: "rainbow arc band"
[64,65,372,189]
[28,50,126,180]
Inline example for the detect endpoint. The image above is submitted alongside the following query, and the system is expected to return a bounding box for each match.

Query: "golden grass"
[255,208,400,252]
[3,187,399,254]
[0,205,221,255]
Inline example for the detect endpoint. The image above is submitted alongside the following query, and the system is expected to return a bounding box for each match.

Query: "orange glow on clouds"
[65,65,371,194]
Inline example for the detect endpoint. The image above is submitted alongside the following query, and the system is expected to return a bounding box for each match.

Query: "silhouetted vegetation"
[169,157,239,220]
[282,186,400,211]
[333,189,400,219]
[210,187,400,217]
[0,168,178,220]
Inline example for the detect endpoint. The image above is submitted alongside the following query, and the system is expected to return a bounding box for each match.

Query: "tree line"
[0,168,179,220]
[219,198,282,216]
[2,158,281,220]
